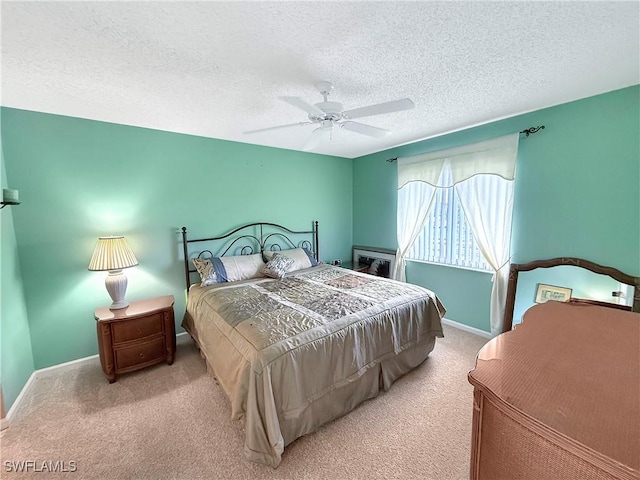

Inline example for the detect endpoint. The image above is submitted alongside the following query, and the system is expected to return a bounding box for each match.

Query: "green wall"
[353,85,640,332]
[405,262,492,331]
[1,142,35,411]
[1,108,353,373]
[2,85,638,409]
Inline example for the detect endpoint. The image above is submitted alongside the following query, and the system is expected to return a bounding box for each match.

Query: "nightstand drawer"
[95,295,176,382]
[115,337,165,370]
[111,313,164,344]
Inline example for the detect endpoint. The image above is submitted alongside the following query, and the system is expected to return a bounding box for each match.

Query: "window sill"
[406,258,493,275]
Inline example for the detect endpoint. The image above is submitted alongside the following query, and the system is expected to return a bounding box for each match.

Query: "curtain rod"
[385,125,545,163]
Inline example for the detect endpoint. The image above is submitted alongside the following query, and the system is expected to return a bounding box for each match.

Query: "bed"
[180,221,445,467]
[469,257,640,480]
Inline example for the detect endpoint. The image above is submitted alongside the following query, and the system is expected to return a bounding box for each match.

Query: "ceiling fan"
[244,81,415,150]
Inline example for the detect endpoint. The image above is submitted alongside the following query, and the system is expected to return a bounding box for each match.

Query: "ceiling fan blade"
[303,126,331,151]
[341,121,391,138]
[280,96,325,116]
[244,121,312,134]
[342,98,414,119]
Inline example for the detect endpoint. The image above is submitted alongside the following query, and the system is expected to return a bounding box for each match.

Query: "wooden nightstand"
[95,295,176,383]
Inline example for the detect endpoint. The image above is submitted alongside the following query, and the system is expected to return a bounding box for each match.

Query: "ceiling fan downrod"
[316,80,334,102]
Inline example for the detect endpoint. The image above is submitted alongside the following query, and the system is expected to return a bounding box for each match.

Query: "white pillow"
[263,247,317,271]
[218,253,266,282]
[193,253,265,284]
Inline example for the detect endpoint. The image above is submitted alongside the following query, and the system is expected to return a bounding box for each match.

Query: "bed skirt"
[182,310,437,466]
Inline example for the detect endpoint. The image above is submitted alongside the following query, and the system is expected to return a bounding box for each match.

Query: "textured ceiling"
[2,2,639,159]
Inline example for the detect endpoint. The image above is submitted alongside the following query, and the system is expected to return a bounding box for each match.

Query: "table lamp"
[88,236,138,309]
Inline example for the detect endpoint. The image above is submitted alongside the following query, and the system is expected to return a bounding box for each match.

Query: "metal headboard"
[181,221,319,290]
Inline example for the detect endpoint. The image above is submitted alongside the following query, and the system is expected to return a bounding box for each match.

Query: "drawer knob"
[136,328,142,335]
[140,353,145,359]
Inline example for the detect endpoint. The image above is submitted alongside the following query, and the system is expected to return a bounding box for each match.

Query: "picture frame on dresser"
[352,246,397,278]
[534,283,572,303]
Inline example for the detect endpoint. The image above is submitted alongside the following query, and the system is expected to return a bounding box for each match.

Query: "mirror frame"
[503,257,640,333]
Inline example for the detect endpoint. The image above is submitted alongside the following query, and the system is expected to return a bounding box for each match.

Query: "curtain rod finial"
[520,125,545,137]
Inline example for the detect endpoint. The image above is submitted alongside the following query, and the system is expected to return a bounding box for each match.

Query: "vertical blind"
[407,165,492,271]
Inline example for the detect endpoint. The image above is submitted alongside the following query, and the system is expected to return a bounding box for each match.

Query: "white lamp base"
[105,269,129,310]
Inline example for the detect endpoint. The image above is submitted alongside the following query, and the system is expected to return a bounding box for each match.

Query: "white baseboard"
[5,371,37,422]
[441,317,493,339]
[36,354,99,377]
[5,331,191,425]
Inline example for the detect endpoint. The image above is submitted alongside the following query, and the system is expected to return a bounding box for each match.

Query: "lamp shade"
[88,236,138,271]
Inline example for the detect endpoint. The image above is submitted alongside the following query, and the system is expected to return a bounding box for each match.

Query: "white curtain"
[396,133,519,335]
[454,174,515,335]
[394,181,438,281]
[394,157,444,281]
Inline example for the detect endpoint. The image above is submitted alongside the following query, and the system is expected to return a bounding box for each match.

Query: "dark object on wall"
[1,188,20,209]
[519,125,545,137]
[352,246,396,278]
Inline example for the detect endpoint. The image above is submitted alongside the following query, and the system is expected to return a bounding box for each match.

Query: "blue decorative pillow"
[192,258,217,286]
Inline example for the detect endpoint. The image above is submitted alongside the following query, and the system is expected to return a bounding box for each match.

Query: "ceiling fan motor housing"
[309,101,344,122]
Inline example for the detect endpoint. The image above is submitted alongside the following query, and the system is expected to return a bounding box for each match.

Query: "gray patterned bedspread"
[183,264,445,467]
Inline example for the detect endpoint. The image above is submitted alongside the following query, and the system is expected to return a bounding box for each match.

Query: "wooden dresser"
[95,295,176,383]
[468,301,639,480]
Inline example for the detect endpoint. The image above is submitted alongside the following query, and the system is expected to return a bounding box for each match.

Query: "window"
[396,133,518,335]
[406,164,492,272]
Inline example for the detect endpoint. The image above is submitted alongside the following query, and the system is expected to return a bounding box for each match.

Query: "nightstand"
[95,295,176,383]
[340,261,369,273]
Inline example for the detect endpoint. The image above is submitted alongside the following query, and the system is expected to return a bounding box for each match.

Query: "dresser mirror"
[503,257,639,332]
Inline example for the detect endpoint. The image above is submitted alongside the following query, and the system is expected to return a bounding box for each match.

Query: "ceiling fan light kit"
[244,81,415,148]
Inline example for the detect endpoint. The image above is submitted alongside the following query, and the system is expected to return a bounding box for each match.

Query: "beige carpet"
[1,324,487,480]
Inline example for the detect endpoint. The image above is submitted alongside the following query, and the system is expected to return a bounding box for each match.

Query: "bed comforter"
[182,264,445,466]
